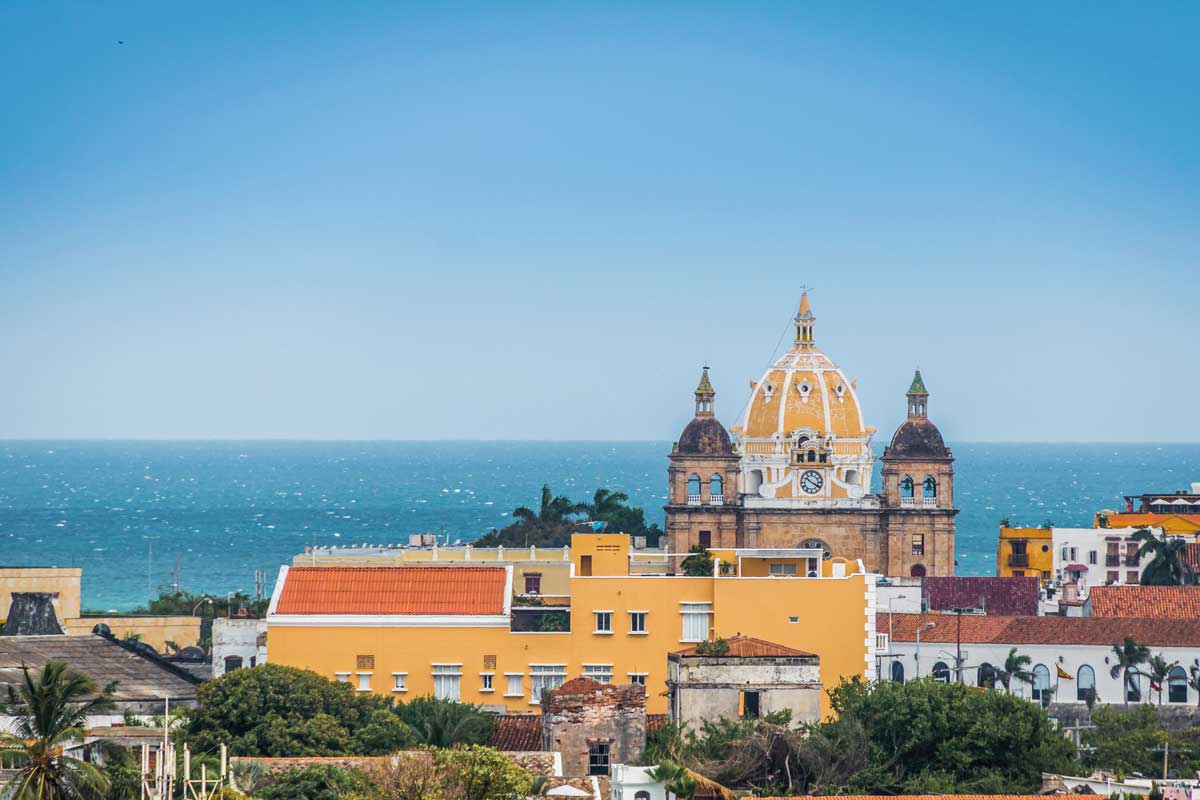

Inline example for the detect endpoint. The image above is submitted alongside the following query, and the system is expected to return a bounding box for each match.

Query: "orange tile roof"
[1088,585,1200,618]
[274,566,507,615]
[882,612,1200,647]
[675,634,815,658]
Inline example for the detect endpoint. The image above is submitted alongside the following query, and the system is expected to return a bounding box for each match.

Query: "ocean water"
[1,440,1198,610]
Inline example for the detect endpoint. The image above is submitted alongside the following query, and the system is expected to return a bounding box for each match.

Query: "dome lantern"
[907,370,929,419]
[694,366,715,417]
[794,292,815,345]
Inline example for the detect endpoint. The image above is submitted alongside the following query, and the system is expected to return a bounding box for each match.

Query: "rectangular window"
[483,655,497,670]
[1070,547,1078,561]
[875,633,889,652]
[480,673,494,692]
[583,664,613,683]
[912,534,925,556]
[628,673,648,686]
[741,691,761,719]
[524,573,542,595]
[334,672,350,683]
[1088,550,1097,565]
[1127,571,1139,584]
[504,673,523,698]
[356,672,372,692]
[1012,570,1024,577]
[1107,571,1119,584]
[769,562,798,575]
[698,531,712,548]
[530,664,566,704]
[681,602,712,643]
[588,742,611,776]
[1062,546,1069,560]
[594,611,613,633]
[356,654,375,670]
[629,611,647,634]
[432,664,462,701]
[580,555,592,576]
[392,673,407,692]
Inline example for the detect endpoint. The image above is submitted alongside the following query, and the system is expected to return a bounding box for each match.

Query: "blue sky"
[2,2,1197,441]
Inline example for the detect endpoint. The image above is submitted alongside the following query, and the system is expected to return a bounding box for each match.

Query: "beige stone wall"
[65,616,201,651]
[741,508,886,567]
[0,568,82,621]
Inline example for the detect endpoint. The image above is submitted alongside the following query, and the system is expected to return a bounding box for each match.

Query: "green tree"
[1133,527,1190,586]
[827,676,1077,793]
[1111,636,1151,704]
[680,545,714,577]
[395,697,495,748]
[254,764,364,800]
[1148,655,1179,706]
[181,664,407,757]
[434,745,533,800]
[1083,705,1167,776]
[580,488,664,547]
[0,662,115,800]
[995,648,1034,695]
[648,761,698,800]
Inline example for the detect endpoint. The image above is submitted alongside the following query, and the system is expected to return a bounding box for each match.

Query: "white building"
[1050,526,1163,605]
[881,612,1200,706]
[211,618,268,677]
[610,765,666,800]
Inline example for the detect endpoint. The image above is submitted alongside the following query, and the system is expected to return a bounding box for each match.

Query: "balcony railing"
[901,497,916,508]
[687,494,701,506]
[922,497,936,508]
[1008,553,1029,568]
[1105,555,1121,567]
[709,495,724,506]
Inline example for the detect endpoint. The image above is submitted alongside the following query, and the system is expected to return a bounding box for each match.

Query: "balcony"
[1105,555,1121,567]
[687,494,702,506]
[1008,553,1029,568]
[709,495,724,507]
[901,497,916,508]
[922,497,937,508]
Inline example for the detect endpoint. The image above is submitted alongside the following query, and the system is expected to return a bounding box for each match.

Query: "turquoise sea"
[1,441,1198,610]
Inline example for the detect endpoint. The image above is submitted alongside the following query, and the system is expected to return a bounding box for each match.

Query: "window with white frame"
[594,611,613,633]
[504,673,523,698]
[432,664,462,701]
[530,664,566,704]
[681,602,712,642]
[480,673,494,692]
[391,673,407,692]
[628,673,648,686]
[356,672,372,692]
[769,562,798,575]
[1088,550,1098,565]
[583,664,614,683]
[334,672,350,683]
[874,633,889,652]
[629,611,647,634]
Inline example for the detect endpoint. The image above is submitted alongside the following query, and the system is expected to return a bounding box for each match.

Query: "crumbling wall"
[541,679,646,777]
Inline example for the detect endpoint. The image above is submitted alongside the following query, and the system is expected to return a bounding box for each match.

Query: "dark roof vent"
[91,623,112,636]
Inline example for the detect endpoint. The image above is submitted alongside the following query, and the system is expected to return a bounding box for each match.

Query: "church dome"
[677,416,734,456]
[737,294,869,442]
[886,418,949,459]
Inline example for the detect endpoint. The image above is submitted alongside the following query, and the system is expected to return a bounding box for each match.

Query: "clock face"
[800,470,823,494]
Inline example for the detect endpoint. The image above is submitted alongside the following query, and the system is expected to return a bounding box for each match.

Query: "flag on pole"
[1056,665,1074,680]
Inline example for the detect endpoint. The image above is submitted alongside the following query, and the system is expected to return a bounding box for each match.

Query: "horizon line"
[1,437,1200,445]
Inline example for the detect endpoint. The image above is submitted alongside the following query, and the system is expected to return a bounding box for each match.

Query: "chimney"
[2,592,66,636]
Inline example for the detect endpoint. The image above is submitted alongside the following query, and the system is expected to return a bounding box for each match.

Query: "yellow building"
[268,534,877,717]
[995,527,1054,583]
[1098,513,1200,537]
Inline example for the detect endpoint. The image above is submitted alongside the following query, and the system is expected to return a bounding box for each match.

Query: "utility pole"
[144,536,160,599]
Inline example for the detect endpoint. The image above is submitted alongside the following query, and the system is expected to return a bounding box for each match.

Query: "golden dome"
[737,294,868,442]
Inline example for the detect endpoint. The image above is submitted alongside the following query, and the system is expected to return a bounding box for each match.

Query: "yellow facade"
[0,567,82,621]
[64,615,201,651]
[995,527,1054,583]
[269,536,874,718]
[1099,513,1200,537]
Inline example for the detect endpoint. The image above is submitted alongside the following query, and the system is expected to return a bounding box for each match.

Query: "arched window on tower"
[923,476,937,497]
[900,476,914,502]
[709,474,724,503]
[686,475,701,505]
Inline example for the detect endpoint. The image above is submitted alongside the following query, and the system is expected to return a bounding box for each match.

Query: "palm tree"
[0,661,115,800]
[1187,666,1200,707]
[511,485,583,526]
[1111,636,1151,704]
[1148,654,1179,705]
[995,648,1034,695]
[581,488,630,519]
[648,761,698,800]
[1133,527,1190,586]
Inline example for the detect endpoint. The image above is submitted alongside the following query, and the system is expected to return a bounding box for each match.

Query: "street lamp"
[192,597,213,616]
[915,621,936,677]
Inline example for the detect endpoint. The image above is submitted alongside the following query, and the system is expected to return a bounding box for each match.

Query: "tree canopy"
[475,484,662,548]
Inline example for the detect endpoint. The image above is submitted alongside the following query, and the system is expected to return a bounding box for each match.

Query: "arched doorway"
[910,564,926,578]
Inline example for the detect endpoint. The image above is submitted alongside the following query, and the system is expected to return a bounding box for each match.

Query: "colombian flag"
[1057,665,1074,680]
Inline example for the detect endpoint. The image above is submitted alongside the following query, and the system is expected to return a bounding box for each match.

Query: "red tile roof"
[882,613,1200,647]
[675,635,815,658]
[923,576,1040,616]
[274,566,507,615]
[1185,542,1200,574]
[1088,585,1200,619]
[489,715,541,751]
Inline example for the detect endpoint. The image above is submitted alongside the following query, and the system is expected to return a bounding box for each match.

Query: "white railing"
[901,497,916,508]
[687,494,702,506]
[923,497,936,508]
[709,495,724,506]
